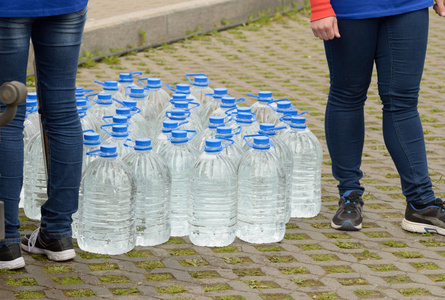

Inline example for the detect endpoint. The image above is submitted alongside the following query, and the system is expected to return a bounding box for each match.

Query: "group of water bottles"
[22,72,323,255]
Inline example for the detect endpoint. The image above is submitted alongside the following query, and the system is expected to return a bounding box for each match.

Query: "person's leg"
[0,17,32,268]
[324,18,379,196]
[20,8,87,261]
[376,8,435,205]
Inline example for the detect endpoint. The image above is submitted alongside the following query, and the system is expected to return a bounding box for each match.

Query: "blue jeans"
[0,8,87,246]
[324,8,436,205]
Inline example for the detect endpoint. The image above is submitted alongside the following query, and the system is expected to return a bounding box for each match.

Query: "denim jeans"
[0,8,87,246]
[324,8,436,205]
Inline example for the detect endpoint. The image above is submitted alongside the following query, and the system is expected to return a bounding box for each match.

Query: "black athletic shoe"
[0,243,25,270]
[402,198,445,235]
[331,190,364,231]
[21,228,76,261]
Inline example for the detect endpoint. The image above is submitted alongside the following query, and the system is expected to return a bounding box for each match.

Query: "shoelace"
[27,227,40,253]
[344,199,359,214]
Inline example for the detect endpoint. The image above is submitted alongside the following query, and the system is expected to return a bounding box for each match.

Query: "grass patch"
[145,273,174,281]
[335,241,363,249]
[111,287,140,296]
[14,291,47,299]
[179,258,209,267]
[427,274,445,282]
[286,223,299,229]
[222,256,253,265]
[354,289,382,298]
[136,260,165,269]
[0,268,24,275]
[163,237,185,244]
[398,287,430,296]
[202,283,232,292]
[363,231,392,238]
[307,292,338,300]
[323,232,351,239]
[155,285,187,294]
[97,275,130,283]
[419,239,445,247]
[284,233,310,240]
[310,254,339,261]
[392,251,423,258]
[78,251,109,259]
[337,278,369,286]
[382,240,406,248]
[322,265,354,273]
[125,249,153,257]
[383,275,411,284]
[189,270,220,279]
[279,267,308,275]
[368,264,397,272]
[291,277,324,287]
[212,246,239,253]
[267,256,296,263]
[62,288,94,297]
[410,262,439,270]
[297,243,323,251]
[168,248,197,256]
[311,222,330,229]
[5,277,37,287]
[52,276,83,285]
[260,294,293,300]
[233,268,265,277]
[88,262,119,271]
[254,245,283,252]
[244,280,279,289]
[43,265,74,273]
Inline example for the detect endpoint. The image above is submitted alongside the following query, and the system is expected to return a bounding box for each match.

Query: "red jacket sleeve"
[310,0,336,22]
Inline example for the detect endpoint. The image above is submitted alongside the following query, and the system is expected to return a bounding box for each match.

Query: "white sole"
[21,244,76,261]
[402,218,445,235]
[0,257,25,270]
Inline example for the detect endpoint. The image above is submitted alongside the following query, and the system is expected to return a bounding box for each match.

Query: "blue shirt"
[331,0,433,19]
[0,1,88,17]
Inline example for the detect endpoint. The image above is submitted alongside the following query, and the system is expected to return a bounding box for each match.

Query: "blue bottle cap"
[171,94,187,101]
[76,99,88,107]
[237,107,251,113]
[112,124,129,135]
[112,115,128,124]
[27,92,37,100]
[194,75,209,86]
[209,116,225,124]
[176,84,190,93]
[213,88,228,97]
[128,86,146,98]
[100,144,118,155]
[277,101,292,110]
[122,99,137,108]
[134,138,152,150]
[216,126,232,134]
[146,77,162,88]
[173,101,189,109]
[163,120,179,128]
[259,123,275,131]
[97,93,112,101]
[171,130,187,139]
[221,96,236,104]
[253,136,270,149]
[116,107,131,115]
[258,91,273,98]
[291,116,306,124]
[84,132,100,141]
[103,81,119,91]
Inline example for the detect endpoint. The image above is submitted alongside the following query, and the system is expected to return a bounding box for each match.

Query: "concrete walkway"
[3,2,445,300]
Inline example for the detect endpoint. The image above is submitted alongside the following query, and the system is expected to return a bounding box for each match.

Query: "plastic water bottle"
[214,126,245,167]
[275,110,300,136]
[153,120,183,153]
[232,112,260,150]
[192,116,227,151]
[72,131,102,238]
[121,99,153,138]
[24,95,40,147]
[78,145,136,255]
[93,80,126,103]
[167,83,199,105]
[266,100,295,125]
[126,86,158,137]
[207,96,244,127]
[200,87,228,124]
[237,135,286,244]
[75,87,94,99]
[122,139,171,246]
[188,138,237,246]
[258,123,294,223]
[157,100,201,133]
[138,77,171,112]
[102,114,146,140]
[158,130,199,237]
[88,93,120,121]
[23,132,47,221]
[118,72,142,95]
[114,106,151,139]
[281,116,323,218]
[165,109,203,134]
[186,74,214,106]
[157,93,187,120]
[247,91,276,123]
[102,124,132,158]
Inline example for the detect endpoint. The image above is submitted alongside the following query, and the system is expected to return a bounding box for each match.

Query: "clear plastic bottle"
[121,99,153,139]
[214,126,245,167]
[122,139,171,246]
[75,87,94,99]
[188,139,237,247]
[237,135,286,244]
[247,91,276,124]
[258,123,294,223]
[207,96,244,128]
[118,72,142,95]
[167,83,199,105]
[157,93,188,121]
[186,74,214,106]
[156,100,201,134]
[232,112,260,150]
[88,93,120,122]
[152,120,183,153]
[266,100,294,125]
[191,116,227,152]
[200,87,228,124]
[281,116,323,218]
[102,114,146,140]
[102,124,132,158]
[23,131,47,221]
[275,110,300,136]
[126,86,158,137]
[78,145,136,255]
[158,130,199,237]
[165,109,203,135]
[138,77,171,112]
[92,80,126,103]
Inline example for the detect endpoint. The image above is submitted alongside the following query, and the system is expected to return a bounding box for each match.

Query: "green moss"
[212,246,239,253]
[62,288,94,297]
[202,283,232,292]
[163,237,185,244]
[368,264,397,272]
[279,267,308,275]
[335,241,363,249]
[267,256,296,263]
[97,275,130,283]
[88,262,119,271]
[260,294,293,300]
[398,288,430,296]
[244,280,279,289]
[284,233,310,240]
[337,278,369,286]
[420,239,445,247]
[111,287,140,296]
[233,268,265,277]
[297,243,323,251]
[168,248,197,256]
[155,285,187,294]
[43,265,74,273]
[310,254,339,261]
[307,292,338,300]
[382,240,406,248]
[5,277,37,287]
[222,256,253,265]
[179,258,209,267]
[363,231,392,238]
[353,289,382,297]
[392,251,423,258]
[52,276,84,285]
[189,271,220,279]
[411,262,439,270]
[78,251,109,259]
[291,277,324,287]
[145,273,174,281]
[254,245,283,252]
[322,265,354,273]
[136,260,165,269]
[14,291,47,299]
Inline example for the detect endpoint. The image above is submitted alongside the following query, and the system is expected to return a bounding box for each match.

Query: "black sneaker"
[402,198,445,235]
[0,244,25,270]
[331,190,364,231]
[21,228,76,261]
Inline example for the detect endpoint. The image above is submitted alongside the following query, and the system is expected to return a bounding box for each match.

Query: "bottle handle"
[137,77,163,89]
[267,98,291,111]
[129,72,143,79]
[167,129,197,142]
[100,123,114,136]
[166,110,191,119]
[123,138,133,148]
[94,80,106,87]
[243,134,273,148]
[246,93,259,99]
[185,73,210,86]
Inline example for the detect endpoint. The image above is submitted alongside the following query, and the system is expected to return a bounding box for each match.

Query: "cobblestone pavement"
[2,9,445,300]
